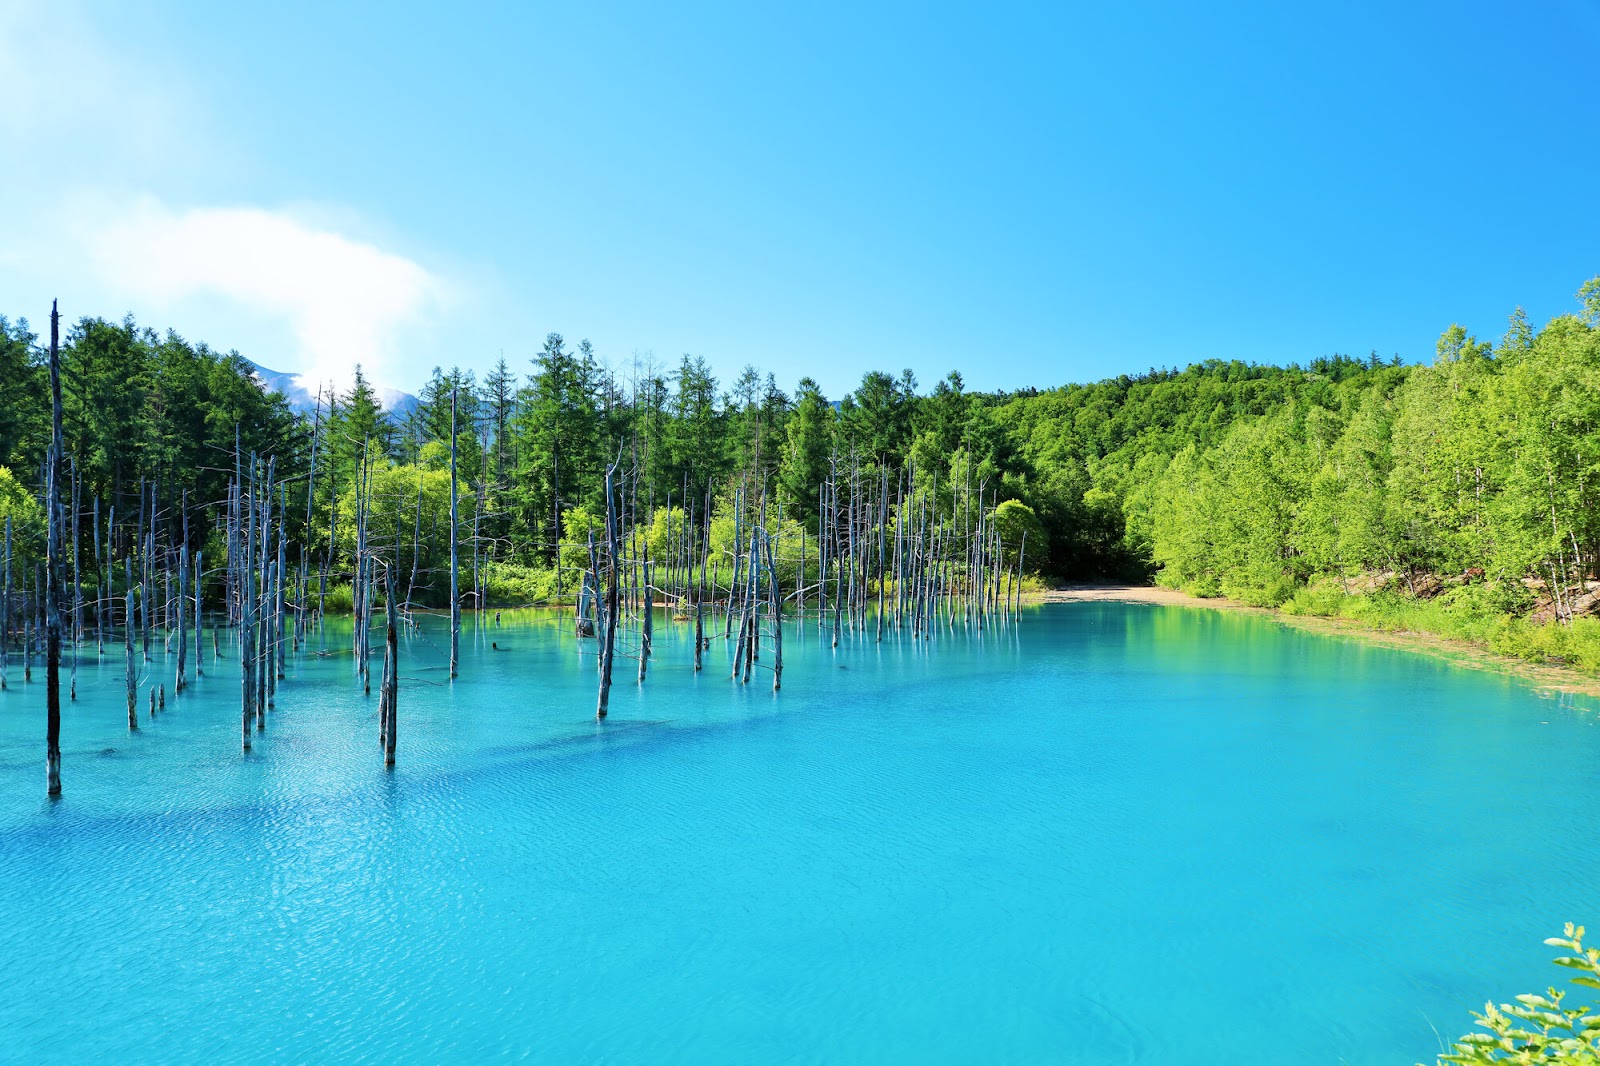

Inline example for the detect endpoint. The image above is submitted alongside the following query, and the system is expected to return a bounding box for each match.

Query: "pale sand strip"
[1040,584,1244,608]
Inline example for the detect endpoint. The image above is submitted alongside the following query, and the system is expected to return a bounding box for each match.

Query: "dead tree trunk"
[639,548,652,683]
[1,515,10,692]
[125,557,137,728]
[694,504,706,671]
[257,458,274,720]
[194,549,204,676]
[449,387,460,680]
[380,566,398,765]
[764,528,783,691]
[581,527,599,638]
[1016,532,1026,614]
[275,489,287,682]
[69,462,79,700]
[597,463,619,719]
[92,498,103,652]
[176,495,189,692]
[45,300,64,796]
[241,460,256,751]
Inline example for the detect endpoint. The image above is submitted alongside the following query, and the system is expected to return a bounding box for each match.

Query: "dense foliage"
[1142,287,1600,611]
[1,278,1596,617]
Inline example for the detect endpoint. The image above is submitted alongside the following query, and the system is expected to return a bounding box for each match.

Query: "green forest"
[2,276,1599,665]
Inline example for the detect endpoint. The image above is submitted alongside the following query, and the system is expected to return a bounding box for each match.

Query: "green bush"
[1273,580,1600,677]
[321,582,354,613]
[1221,571,1297,607]
[1425,923,1600,1064]
[1489,616,1600,673]
[1016,572,1050,596]
[482,562,570,606]
[1280,578,1349,617]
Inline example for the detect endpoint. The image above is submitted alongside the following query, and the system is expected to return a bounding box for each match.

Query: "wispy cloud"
[85,198,448,392]
[0,0,460,395]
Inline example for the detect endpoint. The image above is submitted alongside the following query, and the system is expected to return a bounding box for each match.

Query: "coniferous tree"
[0,318,43,469]
[511,334,602,561]
[664,355,725,500]
[483,356,517,484]
[778,378,834,522]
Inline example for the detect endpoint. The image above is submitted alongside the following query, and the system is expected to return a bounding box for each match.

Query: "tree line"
[1141,280,1600,615]
[1,277,1596,616]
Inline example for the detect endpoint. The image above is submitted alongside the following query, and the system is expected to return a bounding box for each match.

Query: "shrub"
[1425,923,1600,1064]
[1280,578,1349,617]
[482,562,568,606]
[321,582,354,613]
[1017,572,1050,596]
[482,561,615,607]
[1221,571,1297,607]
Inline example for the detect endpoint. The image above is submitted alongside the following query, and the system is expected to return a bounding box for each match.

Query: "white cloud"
[0,0,461,397]
[82,198,448,394]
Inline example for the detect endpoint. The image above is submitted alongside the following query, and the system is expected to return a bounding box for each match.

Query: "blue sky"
[2,0,1597,401]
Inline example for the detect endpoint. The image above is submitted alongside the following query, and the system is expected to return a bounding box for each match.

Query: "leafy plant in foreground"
[1426,924,1600,1064]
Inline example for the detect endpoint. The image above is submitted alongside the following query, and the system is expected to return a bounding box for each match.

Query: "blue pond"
[1,602,1597,1063]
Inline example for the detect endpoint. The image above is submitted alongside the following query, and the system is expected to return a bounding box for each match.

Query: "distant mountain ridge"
[244,359,420,421]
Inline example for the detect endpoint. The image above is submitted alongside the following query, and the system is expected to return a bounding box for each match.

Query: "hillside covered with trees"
[2,277,1598,653]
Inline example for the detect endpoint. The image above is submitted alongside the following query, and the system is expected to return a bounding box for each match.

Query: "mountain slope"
[244,360,420,420]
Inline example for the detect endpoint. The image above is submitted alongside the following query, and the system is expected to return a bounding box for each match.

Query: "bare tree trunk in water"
[694,506,705,672]
[44,302,65,794]
[70,462,79,700]
[380,567,398,766]
[125,557,136,729]
[638,550,652,682]
[597,463,619,719]
[176,496,189,693]
[2,516,10,692]
[765,529,783,691]
[449,388,460,680]
[194,549,203,676]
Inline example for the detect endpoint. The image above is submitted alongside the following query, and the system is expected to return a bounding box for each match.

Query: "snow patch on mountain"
[244,359,420,420]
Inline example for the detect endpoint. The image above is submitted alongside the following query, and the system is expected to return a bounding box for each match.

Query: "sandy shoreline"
[1040,584,1246,608]
[1038,584,1600,702]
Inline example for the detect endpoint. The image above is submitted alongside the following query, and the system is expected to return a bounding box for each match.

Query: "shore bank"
[1041,584,1600,701]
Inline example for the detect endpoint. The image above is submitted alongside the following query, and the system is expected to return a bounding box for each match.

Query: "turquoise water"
[1,603,1597,1064]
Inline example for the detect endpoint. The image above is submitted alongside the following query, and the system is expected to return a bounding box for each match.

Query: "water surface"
[1,603,1596,1063]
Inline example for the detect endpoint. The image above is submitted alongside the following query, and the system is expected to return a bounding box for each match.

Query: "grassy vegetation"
[1277,580,1600,675]
[321,582,355,613]
[481,562,575,606]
